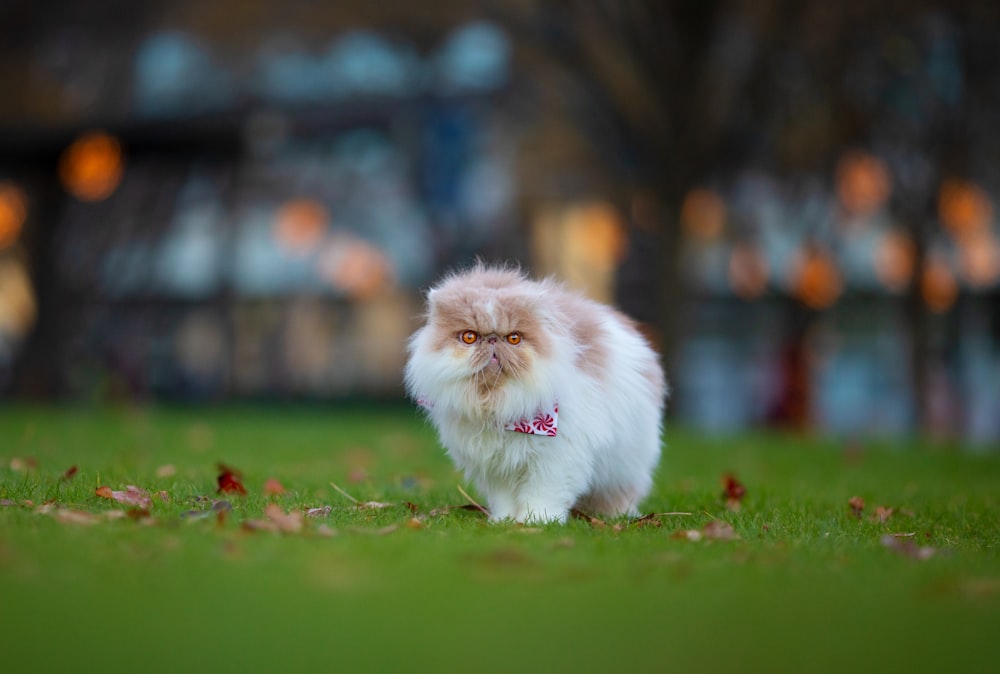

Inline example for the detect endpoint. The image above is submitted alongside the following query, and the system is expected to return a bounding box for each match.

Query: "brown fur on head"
[426,267,553,393]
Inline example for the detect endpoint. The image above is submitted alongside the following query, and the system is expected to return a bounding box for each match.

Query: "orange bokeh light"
[318,238,394,300]
[836,150,891,217]
[568,202,628,271]
[728,242,769,299]
[938,179,993,241]
[0,182,28,249]
[792,246,842,310]
[273,199,329,255]
[874,230,916,293]
[681,188,726,242]
[957,232,1000,289]
[59,131,124,202]
[922,256,958,313]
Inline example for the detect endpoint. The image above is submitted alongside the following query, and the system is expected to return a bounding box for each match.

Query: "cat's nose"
[487,335,498,344]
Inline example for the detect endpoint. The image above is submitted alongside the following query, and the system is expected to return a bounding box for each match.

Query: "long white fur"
[405,266,667,523]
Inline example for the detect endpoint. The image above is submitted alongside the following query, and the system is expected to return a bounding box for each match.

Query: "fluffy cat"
[405,264,667,523]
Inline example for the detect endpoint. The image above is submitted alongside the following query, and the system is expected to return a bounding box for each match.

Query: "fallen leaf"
[217,464,247,495]
[53,509,100,526]
[263,478,286,496]
[358,501,395,511]
[242,519,279,533]
[265,503,303,533]
[156,464,177,478]
[881,534,935,560]
[61,465,79,481]
[405,517,425,530]
[629,513,664,528]
[702,520,739,540]
[97,486,153,509]
[306,506,332,518]
[126,508,152,521]
[0,499,17,507]
[848,496,865,518]
[872,506,894,524]
[723,473,746,511]
[404,501,420,513]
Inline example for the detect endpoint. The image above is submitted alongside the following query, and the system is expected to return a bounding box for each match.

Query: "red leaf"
[96,486,153,509]
[263,478,286,496]
[62,465,79,481]
[848,496,865,518]
[96,486,114,499]
[217,464,247,495]
[722,473,746,511]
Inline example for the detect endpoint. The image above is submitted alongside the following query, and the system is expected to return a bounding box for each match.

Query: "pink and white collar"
[416,398,558,437]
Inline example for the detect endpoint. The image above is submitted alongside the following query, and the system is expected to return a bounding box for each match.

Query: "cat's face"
[422,281,553,393]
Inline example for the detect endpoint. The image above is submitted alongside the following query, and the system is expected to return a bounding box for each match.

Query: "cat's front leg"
[483,487,520,523]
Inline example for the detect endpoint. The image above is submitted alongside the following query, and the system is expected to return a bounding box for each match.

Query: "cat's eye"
[460,330,479,344]
[505,332,521,345]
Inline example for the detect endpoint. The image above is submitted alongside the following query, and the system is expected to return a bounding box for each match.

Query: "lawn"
[1,405,998,674]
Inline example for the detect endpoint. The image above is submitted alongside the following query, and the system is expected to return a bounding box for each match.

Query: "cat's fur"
[405,264,667,523]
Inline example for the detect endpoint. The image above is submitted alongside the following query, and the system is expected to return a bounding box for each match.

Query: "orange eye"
[460,330,479,344]
[505,332,521,345]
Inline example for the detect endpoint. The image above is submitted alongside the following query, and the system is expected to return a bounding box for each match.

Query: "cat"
[404,264,667,523]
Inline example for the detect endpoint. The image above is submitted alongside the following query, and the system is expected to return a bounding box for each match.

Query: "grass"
[0,404,998,674]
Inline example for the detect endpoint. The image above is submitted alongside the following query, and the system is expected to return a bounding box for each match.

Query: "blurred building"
[0,1,997,445]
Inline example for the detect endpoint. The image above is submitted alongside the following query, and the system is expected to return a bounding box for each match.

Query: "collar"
[416,398,558,437]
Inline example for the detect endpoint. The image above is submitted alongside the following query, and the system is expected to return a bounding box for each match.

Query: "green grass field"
[1,405,998,673]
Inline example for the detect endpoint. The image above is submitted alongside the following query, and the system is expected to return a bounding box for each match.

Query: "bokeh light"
[728,242,769,299]
[922,255,958,313]
[874,230,916,293]
[791,246,842,309]
[0,257,37,338]
[58,131,125,202]
[938,179,993,241]
[273,199,329,255]
[681,188,726,242]
[0,182,28,249]
[318,237,394,300]
[957,231,1000,288]
[566,202,628,272]
[835,150,891,217]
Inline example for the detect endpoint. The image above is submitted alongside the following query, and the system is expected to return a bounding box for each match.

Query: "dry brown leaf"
[306,506,332,518]
[265,503,303,533]
[848,496,865,518]
[702,520,739,540]
[404,517,425,530]
[263,478,286,496]
[358,501,395,510]
[61,465,79,481]
[97,486,153,509]
[872,506,894,524]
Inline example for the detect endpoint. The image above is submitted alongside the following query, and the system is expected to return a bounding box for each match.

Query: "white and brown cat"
[405,264,667,523]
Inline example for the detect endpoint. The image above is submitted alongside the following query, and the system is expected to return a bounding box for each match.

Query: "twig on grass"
[329,481,360,504]
[457,484,490,516]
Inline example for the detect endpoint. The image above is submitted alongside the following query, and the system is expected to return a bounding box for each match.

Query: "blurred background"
[0,0,997,446]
